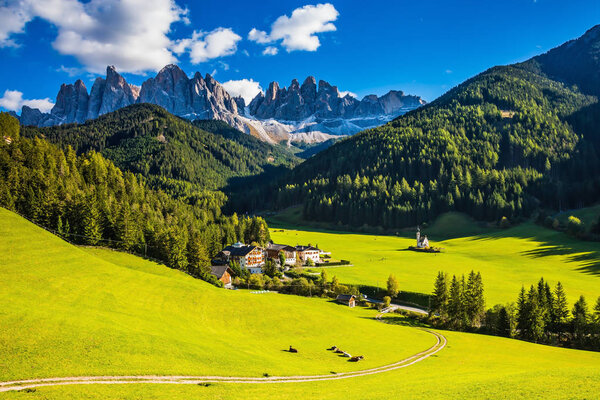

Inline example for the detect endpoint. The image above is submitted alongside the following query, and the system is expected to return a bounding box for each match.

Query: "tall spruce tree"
[497,306,513,338]
[526,285,545,343]
[572,295,589,343]
[465,271,485,327]
[553,282,570,325]
[594,296,600,324]
[431,271,449,320]
[448,275,465,330]
[516,286,528,336]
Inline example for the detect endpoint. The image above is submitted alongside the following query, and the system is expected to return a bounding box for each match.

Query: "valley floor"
[1,208,600,399]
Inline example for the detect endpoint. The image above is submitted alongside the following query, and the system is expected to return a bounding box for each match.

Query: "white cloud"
[172,28,241,64]
[339,90,357,98]
[0,0,241,74]
[57,65,84,77]
[221,79,263,104]
[445,69,453,74]
[248,3,339,52]
[262,46,278,56]
[0,89,54,113]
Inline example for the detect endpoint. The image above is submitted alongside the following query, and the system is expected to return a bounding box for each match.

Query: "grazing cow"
[334,349,344,354]
[289,345,298,353]
[342,352,351,358]
[327,346,337,351]
[349,356,364,362]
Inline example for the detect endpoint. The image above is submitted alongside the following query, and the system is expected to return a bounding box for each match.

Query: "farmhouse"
[210,265,234,288]
[218,242,265,274]
[296,245,321,264]
[265,243,297,265]
[336,294,356,308]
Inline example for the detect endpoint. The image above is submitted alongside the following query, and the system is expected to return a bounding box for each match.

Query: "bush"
[567,215,584,236]
[383,296,391,308]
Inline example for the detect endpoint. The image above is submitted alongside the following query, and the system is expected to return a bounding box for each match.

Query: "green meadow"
[269,211,600,306]
[2,207,600,399]
[0,207,432,381]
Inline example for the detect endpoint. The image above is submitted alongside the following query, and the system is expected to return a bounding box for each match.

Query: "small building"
[336,294,356,308]
[218,242,264,274]
[416,227,429,248]
[296,245,321,265]
[210,265,234,288]
[3,136,12,144]
[265,243,297,265]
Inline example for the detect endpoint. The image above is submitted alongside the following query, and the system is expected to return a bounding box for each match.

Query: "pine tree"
[465,271,485,327]
[516,286,528,337]
[571,295,589,341]
[448,275,465,329]
[526,285,545,343]
[553,282,569,325]
[431,271,449,320]
[594,296,600,325]
[497,306,512,337]
[82,196,102,245]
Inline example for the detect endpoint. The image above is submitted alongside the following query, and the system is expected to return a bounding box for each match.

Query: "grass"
[269,212,600,306]
[2,207,600,399]
[0,207,432,381]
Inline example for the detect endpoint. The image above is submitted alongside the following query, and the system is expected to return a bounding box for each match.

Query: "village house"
[265,243,297,265]
[336,294,356,308]
[217,242,265,274]
[210,265,234,288]
[296,245,321,265]
[3,136,12,144]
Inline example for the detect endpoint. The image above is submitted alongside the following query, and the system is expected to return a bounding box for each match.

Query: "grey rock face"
[246,77,424,121]
[139,64,192,115]
[51,80,89,124]
[98,66,137,115]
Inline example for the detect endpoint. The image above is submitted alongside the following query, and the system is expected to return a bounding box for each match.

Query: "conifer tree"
[431,271,449,319]
[594,296,600,325]
[553,282,570,325]
[526,285,545,343]
[571,295,589,342]
[448,275,465,329]
[497,306,512,338]
[516,286,528,336]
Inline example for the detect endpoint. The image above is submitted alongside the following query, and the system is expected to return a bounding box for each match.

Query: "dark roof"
[221,244,259,257]
[266,243,296,252]
[296,245,320,252]
[210,265,233,279]
[336,294,356,301]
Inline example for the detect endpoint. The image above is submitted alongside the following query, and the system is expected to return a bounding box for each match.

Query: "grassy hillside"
[0,207,432,381]
[2,207,600,399]
[270,212,600,306]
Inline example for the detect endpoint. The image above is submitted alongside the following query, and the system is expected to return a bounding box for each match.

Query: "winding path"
[0,308,446,392]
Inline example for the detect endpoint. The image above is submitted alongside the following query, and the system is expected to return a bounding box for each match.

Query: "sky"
[0,0,598,114]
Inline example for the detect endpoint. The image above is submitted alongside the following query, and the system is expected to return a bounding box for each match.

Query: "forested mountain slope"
[21,104,298,199]
[267,25,600,228]
[0,113,270,283]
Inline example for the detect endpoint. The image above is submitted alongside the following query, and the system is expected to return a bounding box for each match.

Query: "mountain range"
[257,24,600,228]
[16,64,425,145]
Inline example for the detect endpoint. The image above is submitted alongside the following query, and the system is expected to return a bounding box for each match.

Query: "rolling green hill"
[266,25,600,229]
[2,207,600,399]
[269,212,600,306]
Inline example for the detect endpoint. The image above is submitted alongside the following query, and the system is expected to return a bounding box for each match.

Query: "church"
[416,227,429,248]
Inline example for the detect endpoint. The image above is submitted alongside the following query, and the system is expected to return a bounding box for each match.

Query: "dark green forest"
[21,104,298,201]
[0,113,270,285]
[258,26,600,229]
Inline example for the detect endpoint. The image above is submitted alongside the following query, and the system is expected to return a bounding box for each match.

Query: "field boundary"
[0,309,446,392]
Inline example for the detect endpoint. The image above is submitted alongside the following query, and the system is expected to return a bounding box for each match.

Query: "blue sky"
[0,0,598,113]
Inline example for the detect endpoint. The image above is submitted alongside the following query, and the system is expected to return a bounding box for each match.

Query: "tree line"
[0,112,270,286]
[429,270,600,351]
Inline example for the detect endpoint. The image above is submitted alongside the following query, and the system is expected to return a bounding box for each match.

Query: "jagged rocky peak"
[246,76,424,121]
[51,79,89,124]
[99,65,137,115]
